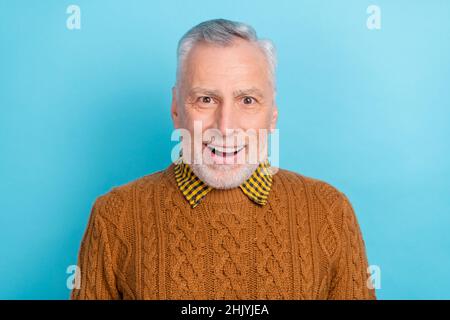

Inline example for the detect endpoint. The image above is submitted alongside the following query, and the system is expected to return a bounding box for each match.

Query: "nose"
[215,98,239,136]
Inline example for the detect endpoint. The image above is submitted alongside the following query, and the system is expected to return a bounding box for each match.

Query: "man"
[71,19,376,300]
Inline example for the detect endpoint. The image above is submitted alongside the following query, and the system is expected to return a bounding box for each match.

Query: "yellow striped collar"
[173,159,273,208]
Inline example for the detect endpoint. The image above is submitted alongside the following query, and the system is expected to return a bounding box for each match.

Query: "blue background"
[1,0,449,299]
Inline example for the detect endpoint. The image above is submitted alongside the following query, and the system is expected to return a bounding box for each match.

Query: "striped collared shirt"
[173,158,273,208]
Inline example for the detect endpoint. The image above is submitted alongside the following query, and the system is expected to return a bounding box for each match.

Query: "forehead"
[183,39,271,88]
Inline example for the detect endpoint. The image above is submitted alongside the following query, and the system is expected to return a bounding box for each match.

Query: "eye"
[198,96,215,104]
[241,96,256,105]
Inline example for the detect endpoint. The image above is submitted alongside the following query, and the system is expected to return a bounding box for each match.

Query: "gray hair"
[175,18,277,91]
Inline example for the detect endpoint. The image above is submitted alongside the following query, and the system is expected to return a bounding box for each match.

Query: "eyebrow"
[188,87,221,97]
[233,87,265,99]
[188,87,265,99]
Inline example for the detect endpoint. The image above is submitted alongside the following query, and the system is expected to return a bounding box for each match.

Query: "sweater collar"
[173,158,273,208]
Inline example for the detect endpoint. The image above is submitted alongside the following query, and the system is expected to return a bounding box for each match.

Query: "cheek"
[179,106,201,128]
[239,110,273,131]
[185,109,218,130]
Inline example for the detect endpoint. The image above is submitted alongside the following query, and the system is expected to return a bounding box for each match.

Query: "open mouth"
[204,143,246,158]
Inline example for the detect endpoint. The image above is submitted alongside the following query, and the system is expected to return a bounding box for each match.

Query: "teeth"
[208,145,245,153]
[206,144,245,156]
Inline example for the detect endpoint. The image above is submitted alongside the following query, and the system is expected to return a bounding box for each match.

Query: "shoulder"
[273,167,350,212]
[108,166,168,197]
[91,165,171,227]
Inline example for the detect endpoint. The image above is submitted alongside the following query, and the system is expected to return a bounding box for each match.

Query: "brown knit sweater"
[70,163,376,300]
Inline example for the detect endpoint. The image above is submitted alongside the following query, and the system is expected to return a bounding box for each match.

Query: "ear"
[269,103,278,133]
[171,86,180,129]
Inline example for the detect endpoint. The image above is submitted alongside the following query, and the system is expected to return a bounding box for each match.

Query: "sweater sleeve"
[328,194,377,300]
[70,196,121,300]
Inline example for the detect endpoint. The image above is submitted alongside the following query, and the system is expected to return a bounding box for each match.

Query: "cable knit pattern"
[71,163,376,300]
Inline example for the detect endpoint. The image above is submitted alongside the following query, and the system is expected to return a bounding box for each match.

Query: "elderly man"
[71,19,376,300]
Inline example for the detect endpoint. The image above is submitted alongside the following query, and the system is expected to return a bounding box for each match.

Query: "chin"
[191,162,258,189]
[206,163,243,172]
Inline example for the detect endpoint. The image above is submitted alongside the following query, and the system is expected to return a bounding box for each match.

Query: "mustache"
[202,135,247,146]
[202,132,253,145]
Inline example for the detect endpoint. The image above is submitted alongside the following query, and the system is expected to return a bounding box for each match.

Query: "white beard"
[182,130,269,189]
[190,162,258,189]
